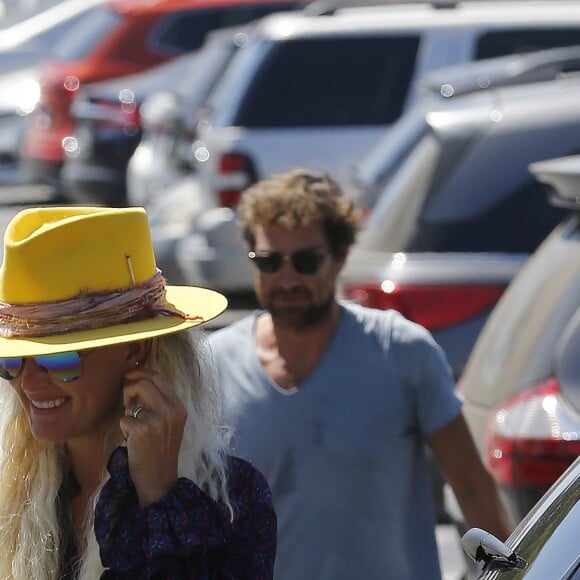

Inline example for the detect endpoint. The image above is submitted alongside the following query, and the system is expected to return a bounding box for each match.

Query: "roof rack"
[303,0,457,17]
[303,0,580,17]
[418,45,580,99]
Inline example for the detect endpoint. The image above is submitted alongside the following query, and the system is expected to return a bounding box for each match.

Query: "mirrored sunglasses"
[0,351,83,383]
[248,248,329,275]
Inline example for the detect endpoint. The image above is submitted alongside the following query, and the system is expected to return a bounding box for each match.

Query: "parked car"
[189,1,580,210]
[20,0,304,189]
[130,40,580,213]
[449,154,580,529]
[61,23,263,207]
[461,452,580,580]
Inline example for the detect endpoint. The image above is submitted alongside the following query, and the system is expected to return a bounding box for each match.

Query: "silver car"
[455,154,580,526]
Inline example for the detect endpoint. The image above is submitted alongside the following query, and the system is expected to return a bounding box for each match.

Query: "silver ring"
[130,404,145,419]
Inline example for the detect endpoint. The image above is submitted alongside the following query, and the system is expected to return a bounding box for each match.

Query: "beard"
[257,286,335,331]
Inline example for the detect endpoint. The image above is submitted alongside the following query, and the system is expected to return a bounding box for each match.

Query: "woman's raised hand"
[120,368,187,506]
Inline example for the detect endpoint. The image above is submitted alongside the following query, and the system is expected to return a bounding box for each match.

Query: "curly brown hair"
[237,168,362,257]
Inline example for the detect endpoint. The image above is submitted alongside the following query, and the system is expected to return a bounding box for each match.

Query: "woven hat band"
[0,271,198,339]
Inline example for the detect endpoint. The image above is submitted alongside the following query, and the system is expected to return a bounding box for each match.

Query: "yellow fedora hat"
[0,206,227,357]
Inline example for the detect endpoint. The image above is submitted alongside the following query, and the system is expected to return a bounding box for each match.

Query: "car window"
[476,28,580,60]
[228,35,420,127]
[51,5,121,60]
[153,3,300,54]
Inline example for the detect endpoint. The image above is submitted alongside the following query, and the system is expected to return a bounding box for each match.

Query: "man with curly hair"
[209,168,512,580]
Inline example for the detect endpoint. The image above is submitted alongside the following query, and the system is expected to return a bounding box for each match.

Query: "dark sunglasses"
[248,248,329,275]
[0,351,84,383]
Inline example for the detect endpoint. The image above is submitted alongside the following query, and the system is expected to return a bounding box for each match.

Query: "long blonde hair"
[0,330,231,579]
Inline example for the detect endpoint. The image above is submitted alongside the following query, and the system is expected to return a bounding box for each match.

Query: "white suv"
[173,0,580,292]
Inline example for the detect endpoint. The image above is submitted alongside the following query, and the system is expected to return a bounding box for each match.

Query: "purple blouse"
[95,447,276,579]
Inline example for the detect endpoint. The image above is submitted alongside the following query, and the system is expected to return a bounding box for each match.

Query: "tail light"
[215,153,256,208]
[486,378,580,486]
[341,281,504,331]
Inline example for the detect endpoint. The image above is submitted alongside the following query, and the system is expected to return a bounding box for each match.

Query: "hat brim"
[0,286,227,357]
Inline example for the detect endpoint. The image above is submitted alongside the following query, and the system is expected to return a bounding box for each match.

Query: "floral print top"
[95,446,276,579]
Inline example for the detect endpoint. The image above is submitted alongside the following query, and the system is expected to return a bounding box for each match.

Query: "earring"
[135,361,141,367]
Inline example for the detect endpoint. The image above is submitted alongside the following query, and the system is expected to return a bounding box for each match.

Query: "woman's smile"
[29,397,68,410]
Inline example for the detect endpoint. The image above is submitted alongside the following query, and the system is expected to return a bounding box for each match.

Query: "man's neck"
[261,302,341,345]
[255,303,342,389]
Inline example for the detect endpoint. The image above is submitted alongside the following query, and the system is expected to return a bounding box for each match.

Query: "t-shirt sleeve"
[390,312,462,437]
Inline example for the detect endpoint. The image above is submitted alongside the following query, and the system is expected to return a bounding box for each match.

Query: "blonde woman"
[0,206,276,579]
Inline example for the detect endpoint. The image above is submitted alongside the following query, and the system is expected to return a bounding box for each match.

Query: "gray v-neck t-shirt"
[209,303,461,580]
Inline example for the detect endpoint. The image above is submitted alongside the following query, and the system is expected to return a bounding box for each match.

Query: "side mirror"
[462,528,527,572]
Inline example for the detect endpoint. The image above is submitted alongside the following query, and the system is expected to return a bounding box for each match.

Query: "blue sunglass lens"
[0,352,82,383]
[34,352,83,383]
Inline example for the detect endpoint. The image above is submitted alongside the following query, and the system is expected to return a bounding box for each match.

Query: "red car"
[21,0,303,186]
